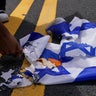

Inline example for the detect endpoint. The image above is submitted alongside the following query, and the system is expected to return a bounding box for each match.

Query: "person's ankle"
[0,10,9,23]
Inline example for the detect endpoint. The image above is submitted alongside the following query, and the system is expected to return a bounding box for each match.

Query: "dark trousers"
[0,0,6,10]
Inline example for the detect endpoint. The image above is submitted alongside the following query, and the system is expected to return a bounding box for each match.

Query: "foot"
[0,10,9,22]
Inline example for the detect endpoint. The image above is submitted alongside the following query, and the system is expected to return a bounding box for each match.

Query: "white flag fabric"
[19,16,96,85]
[1,16,96,89]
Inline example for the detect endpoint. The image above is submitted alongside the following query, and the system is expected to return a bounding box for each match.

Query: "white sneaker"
[0,10,9,22]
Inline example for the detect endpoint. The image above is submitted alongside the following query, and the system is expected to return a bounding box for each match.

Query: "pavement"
[1,0,96,96]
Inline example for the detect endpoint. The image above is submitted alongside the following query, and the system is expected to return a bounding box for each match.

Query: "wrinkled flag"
[19,16,96,85]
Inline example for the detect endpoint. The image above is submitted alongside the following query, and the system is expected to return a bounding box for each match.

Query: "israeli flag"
[19,16,96,85]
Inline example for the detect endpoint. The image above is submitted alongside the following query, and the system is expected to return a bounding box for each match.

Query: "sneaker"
[0,10,9,22]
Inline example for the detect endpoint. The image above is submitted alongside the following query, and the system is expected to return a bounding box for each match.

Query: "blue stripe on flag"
[28,32,43,41]
[75,67,96,82]
[40,49,59,60]
[81,22,96,30]
[70,27,81,35]
[46,22,70,37]
[69,22,96,36]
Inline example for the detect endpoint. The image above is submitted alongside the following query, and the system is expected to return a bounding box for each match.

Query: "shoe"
[0,10,9,22]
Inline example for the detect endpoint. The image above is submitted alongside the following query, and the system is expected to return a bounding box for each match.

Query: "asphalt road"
[1,0,96,96]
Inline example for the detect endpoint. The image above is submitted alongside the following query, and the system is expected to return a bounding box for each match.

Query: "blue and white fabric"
[1,16,96,89]
[18,16,96,86]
